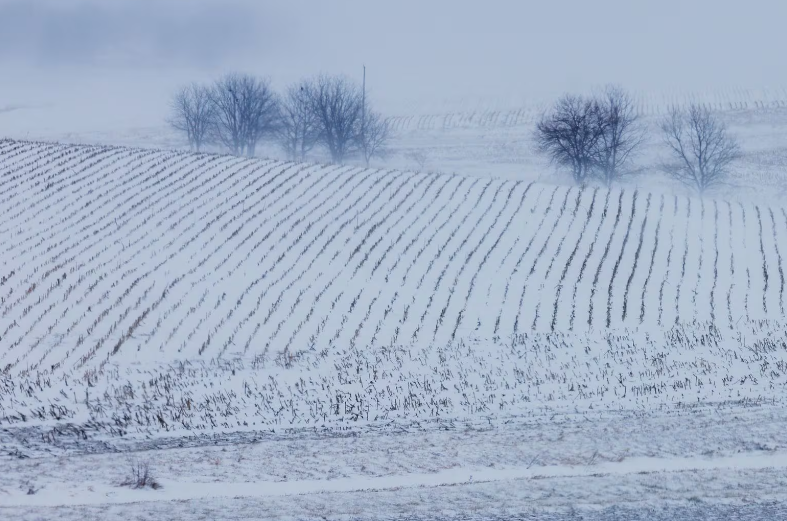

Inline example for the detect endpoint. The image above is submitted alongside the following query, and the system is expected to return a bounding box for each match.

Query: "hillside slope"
[2,140,787,437]
[2,139,786,375]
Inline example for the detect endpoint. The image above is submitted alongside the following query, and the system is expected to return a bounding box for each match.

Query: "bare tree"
[592,86,644,186]
[535,95,605,185]
[121,459,160,490]
[357,109,390,167]
[307,75,364,164]
[659,104,740,194]
[168,83,214,152]
[406,150,429,170]
[210,73,280,157]
[278,80,320,161]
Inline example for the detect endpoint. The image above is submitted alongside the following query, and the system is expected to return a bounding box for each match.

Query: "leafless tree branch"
[357,109,391,167]
[659,103,740,195]
[591,85,645,187]
[535,95,606,185]
[277,80,321,162]
[210,73,280,157]
[168,83,214,152]
[307,74,364,164]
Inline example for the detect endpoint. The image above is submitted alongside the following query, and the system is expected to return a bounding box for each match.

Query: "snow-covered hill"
[4,138,787,517]
[2,139,787,436]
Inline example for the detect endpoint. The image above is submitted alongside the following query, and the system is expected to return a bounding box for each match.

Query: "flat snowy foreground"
[2,404,787,518]
[4,503,787,521]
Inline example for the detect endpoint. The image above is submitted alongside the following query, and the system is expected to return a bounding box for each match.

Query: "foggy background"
[1,0,785,136]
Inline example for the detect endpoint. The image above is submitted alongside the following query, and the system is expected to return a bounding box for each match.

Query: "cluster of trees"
[535,86,740,195]
[169,73,390,166]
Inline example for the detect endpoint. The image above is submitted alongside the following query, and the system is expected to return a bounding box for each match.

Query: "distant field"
[4,87,787,204]
[386,86,787,131]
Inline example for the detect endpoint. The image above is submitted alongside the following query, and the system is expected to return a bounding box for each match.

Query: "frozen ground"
[3,93,787,516]
[2,403,787,519]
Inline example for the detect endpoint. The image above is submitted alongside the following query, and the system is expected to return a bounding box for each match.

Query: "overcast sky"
[1,0,786,119]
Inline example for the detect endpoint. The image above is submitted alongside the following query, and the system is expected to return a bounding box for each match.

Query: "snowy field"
[3,137,787,517]
[4,140,787,374]
[3,0,787,515]
[3,405,787,518]
[3,401,787,516]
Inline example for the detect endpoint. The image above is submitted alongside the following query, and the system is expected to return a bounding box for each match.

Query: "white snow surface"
[5,450,787,508]
[3,405,787,518]
[3,139,787,517]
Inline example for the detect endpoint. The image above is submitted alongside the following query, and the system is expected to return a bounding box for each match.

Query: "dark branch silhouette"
[278,80,321,161]
[660,103,740,194]
[210,73,280,157]
[168,83,214,152]
[357,109,391,167]
[535,95,605,185]
[592,86,645,187]
[307,75,364,164]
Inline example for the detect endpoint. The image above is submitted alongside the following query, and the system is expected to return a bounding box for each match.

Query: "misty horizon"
[1,0,786,109]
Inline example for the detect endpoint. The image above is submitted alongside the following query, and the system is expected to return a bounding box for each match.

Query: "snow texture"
[2,139,787,517]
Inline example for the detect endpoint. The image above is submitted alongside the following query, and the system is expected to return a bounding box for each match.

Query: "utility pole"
[361,65,367,162]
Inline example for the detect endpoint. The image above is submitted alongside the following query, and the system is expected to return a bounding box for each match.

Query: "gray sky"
[1,0,785,120]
